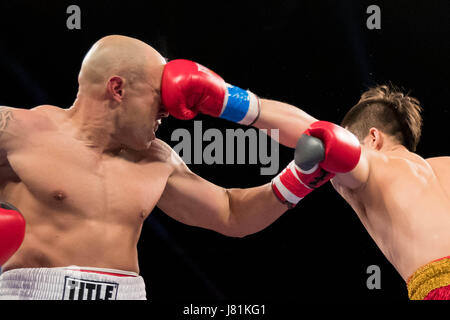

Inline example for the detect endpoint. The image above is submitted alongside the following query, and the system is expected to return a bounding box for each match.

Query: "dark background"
[0,0,449,301]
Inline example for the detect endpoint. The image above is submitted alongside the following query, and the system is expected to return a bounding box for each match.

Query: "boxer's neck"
[67,93,123,155]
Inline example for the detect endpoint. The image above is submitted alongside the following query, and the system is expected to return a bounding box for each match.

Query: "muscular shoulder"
[30,105,64,126]
[1,105,55,130]
[426,156,450,180]
[426,157,450,197]
[331,146,425,192]
[425,156,450,167]
[356,148,437,193]
[0,105,58,150]
[0,106,43,138]
[142,139,188,173]
[386,150,434,178]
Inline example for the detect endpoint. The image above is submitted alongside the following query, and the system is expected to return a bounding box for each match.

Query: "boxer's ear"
[107,76,125,103]
[366,127,384,150]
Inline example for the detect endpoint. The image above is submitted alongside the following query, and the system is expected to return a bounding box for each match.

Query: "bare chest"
[5,133,171,220]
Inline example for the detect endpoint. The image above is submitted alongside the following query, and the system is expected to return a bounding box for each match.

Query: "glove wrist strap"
[219,84,260,125]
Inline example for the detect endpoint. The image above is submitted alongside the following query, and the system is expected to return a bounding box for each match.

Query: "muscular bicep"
[331,146,371,191]
[156,151,231,233]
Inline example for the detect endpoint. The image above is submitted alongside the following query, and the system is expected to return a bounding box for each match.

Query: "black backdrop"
[0,0,449,302]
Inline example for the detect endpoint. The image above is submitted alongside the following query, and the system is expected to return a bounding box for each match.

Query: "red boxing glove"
[0,202,25,266]
[161,59,260,125]
[271,122,360,208]
[272,160,335,208]
[304,121,361,173]
[161,59,225,119]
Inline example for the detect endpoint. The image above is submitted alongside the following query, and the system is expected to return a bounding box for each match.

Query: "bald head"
[70,36,168,151]
[78,35,166,91]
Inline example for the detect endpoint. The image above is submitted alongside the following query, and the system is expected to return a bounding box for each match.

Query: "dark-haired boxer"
[336,86,450,300]
[0,35,358,299]
[161,59,450,299]
[266,85,450,300]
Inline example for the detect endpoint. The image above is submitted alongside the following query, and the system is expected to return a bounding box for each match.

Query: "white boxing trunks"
[0,266,147,300]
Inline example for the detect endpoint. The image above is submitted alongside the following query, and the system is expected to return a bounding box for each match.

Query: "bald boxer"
[261,85,450,299]
[0,35,358,299]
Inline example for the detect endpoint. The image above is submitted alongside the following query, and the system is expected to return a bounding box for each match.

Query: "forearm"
[224,183,288,237]
[161,60,317,148]
[253,99,318,148]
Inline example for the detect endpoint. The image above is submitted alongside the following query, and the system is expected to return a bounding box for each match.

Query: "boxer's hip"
[407,256,450,300]
[0,266,147,300]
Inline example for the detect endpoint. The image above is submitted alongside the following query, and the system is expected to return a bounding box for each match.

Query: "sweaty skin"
[0,35,290,274]
[5,34,444,285]
[332,144,450,281]
[0,106,173,272]
[253,94,450,282]
[0,35,172,272]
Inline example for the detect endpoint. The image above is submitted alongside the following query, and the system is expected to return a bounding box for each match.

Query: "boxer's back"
[0,105,173,273]
[426,157,450,198]
[335,148,450,281]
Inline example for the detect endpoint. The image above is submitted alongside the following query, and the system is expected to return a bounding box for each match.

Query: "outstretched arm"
[253,99,318,148]
[156,129,347,237]
[161,60,317,149]
[157,148,287,238]
[160,59,369,191]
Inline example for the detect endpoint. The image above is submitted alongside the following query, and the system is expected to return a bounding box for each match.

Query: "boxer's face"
[121,76,168,150]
